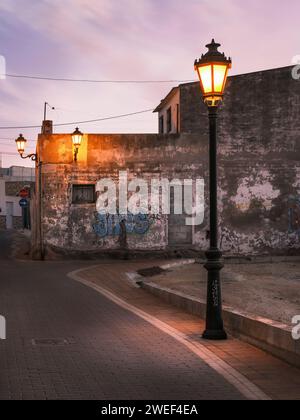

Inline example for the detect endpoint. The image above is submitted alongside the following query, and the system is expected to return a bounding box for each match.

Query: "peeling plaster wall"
[37,66,300,256]
[38,133,206,254]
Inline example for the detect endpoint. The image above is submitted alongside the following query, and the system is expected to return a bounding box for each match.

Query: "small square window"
[72,184,95,204]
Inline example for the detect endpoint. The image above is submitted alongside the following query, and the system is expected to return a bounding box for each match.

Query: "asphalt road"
[0,231,244,400]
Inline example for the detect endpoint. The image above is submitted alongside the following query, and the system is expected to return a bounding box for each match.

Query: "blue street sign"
[19,199,28,208]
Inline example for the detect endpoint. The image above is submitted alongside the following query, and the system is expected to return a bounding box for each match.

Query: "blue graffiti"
[93,213,151,238]
[288,197,300,237]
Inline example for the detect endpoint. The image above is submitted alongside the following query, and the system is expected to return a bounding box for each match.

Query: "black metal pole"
[44,102,47,122]
[38,160,44,260]
[202,106,227,340]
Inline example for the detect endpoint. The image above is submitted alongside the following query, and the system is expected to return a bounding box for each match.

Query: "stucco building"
[0,166,35,230]
[31,65,300,258]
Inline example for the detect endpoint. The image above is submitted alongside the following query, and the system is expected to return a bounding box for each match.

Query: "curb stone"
[136,262,300,369]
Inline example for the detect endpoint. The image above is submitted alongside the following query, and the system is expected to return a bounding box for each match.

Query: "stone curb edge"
[135,264,300,369]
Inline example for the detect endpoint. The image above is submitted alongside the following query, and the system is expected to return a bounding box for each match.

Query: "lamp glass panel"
[72,135,82,147]
[198,65,212,93]
[213,64,227,93]
[17,140,26,152]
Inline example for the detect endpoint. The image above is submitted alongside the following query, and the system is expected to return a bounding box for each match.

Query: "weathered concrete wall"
[36,66,300,257]
[0,215,23,230]
[12,216,23,230]
[0,179,31,223]
[38,133,207,254]
[5,181,34,197]
[180,66,300,255]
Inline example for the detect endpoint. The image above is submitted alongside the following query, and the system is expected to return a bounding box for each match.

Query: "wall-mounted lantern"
[15,134,37,161]
[72,127,83,162]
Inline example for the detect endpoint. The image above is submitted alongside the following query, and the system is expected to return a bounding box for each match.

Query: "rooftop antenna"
[42,102,55,134]
[43,102,55,121]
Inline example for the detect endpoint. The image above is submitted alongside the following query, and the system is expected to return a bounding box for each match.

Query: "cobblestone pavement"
[0,259,246,400]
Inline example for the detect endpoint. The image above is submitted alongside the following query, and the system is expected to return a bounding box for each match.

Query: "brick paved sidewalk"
[75,261,300,400]
[0,260,246,400]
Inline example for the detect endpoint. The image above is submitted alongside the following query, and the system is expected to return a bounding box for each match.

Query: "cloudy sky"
[0,0,299,167]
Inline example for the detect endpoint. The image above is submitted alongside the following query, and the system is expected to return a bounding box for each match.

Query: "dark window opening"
[72,184,96,204]
[176,104,179,133]
[167,107,172,133]
[159,115,164,134]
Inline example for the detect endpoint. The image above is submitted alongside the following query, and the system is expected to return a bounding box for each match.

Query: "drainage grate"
[31,338,73,347]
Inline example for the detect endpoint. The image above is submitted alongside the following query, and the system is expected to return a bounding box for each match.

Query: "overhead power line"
[0,137,36,146]
[0,151,18,156]
[4,73,195,84]
[0,109,154,130]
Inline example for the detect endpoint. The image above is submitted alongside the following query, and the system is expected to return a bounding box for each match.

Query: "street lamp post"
[194,40,232,340]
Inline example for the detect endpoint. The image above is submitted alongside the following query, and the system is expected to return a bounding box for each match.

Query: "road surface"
[0,231,244,400]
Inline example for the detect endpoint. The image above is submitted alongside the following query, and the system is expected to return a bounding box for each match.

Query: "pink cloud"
[0,0,299,166]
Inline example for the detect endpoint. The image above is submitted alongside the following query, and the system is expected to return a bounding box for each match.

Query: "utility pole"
[42,103,55,134]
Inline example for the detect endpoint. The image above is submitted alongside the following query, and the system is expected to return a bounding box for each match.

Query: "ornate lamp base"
[202,248,227,341]
[202,329,228,341]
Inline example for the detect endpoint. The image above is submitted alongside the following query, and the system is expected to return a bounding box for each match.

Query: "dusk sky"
[0,0,299,168]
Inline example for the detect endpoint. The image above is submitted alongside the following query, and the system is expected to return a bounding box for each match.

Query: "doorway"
[168,187,193,246]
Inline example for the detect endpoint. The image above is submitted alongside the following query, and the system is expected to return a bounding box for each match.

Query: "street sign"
[19,189,29,199]
[19,199,28,208]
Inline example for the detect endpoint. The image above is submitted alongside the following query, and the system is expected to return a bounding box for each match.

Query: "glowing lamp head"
[194,39,232,107]
[72,127,83,148]
[72,127,83,162]
[15,134,27,155]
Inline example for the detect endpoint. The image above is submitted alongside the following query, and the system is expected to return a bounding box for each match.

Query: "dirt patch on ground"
[147,262,300,325]
[137,266,168,278]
